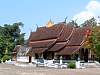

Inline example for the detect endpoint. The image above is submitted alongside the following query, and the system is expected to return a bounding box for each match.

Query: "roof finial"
[36,24,38,30]
[74,19,78,27]
[64,16,68,23]
[74,18,77,24]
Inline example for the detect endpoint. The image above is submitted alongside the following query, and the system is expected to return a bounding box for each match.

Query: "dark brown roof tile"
[56,46,80,55]
[29,39,56,48]
[48,42,66,51]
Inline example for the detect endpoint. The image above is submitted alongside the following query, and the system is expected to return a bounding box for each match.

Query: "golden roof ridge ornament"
[46,19,54,27]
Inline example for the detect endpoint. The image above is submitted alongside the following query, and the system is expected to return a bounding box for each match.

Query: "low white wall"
[17,56,29,62]
[32,57,35,62]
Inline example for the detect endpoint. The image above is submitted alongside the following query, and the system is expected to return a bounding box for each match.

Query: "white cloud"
[86,0,100,11]
[73,0,100,24]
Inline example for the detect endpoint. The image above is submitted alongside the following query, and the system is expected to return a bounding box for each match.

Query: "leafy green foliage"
[0,22,25,62]
[68,62,76,69]
[81,17,97,27]
[95,43,100,56]
[2,55,10,62]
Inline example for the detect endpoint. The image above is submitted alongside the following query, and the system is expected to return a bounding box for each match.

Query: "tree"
[0,22,25,62]
[91,26,100,62]
[81,18,100,62]
[81,17,97,27]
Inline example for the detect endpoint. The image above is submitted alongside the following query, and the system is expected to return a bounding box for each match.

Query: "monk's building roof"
[13,45,31,56]
[27,48,47,55]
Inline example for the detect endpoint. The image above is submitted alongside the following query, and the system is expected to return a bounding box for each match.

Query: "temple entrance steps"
[80,61,100,68]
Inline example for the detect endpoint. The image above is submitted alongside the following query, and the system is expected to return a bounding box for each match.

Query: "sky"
[0,0,100,39]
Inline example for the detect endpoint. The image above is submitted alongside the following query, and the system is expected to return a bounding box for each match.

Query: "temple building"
[12,20,93,63]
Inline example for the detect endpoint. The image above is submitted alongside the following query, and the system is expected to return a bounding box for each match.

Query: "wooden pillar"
[29,56,32,63]
[84,48,88,62]
[80,48,84,60]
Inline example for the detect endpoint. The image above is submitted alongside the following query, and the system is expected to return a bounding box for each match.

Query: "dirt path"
[0,64,100,75]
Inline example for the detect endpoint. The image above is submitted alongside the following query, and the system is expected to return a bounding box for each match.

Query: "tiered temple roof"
[14,22,91,56]
[48,23,74,52]
[27,22,66,54]
[27,22,91,55]
[29,23,64,41]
